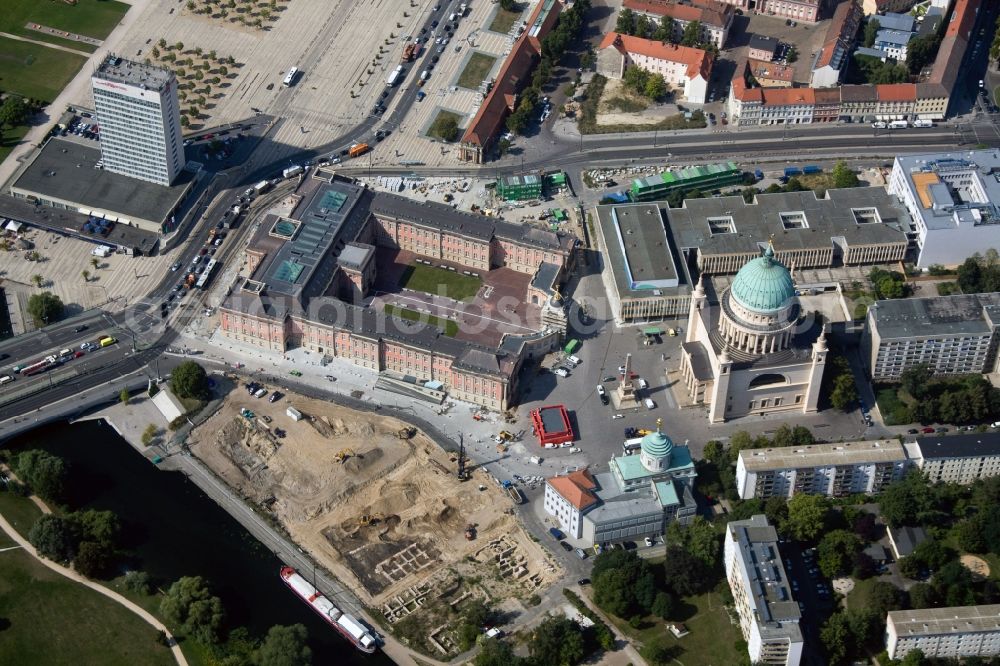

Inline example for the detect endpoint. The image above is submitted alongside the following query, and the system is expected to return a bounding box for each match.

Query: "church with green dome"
[543,419,697,547]
[678,243,828,423]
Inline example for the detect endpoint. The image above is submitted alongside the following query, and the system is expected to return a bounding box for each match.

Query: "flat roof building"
[594,203,693,324]
[736,439,907,499]
[8,136,193,236]
[861,293,1000,382]
[664,187,910,274]
[725,515,803,665]
[887,605,1000,660]
[887,149,1000,268]
[92,55,184,186]
[905,432,1000,485]
[544,424,697,546]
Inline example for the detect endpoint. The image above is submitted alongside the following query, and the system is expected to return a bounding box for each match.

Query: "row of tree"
[4,447,313,664]
[614,11,713,52]
[957,250,1000,294]
[887,364,1000,426]
[505,0,591,135]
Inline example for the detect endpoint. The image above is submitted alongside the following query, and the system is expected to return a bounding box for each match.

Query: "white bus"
[282,67,299,87]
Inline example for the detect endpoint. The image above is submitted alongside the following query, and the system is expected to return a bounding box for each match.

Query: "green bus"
[563,339,580,355]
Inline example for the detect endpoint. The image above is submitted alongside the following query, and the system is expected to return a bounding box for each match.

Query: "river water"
[6,419,392,665]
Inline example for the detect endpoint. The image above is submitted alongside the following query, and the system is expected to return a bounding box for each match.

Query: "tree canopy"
[529,615,586,666]
[592,549,657,618]
[783,494,831,542]
[831,161,860,189]
[817,529,861,579]
[171,361,210,401]
[13,449,69,502]
[28,514,77,562]
[26,292,64,327]
[160,576,226,644]
[253,624,312,666]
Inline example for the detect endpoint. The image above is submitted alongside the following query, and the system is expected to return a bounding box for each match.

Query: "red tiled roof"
[813,87,841,104]
[747,57,794,83]
[876,83,917,102]
[460,1,562,148]
[730,59,763,102]
[548,468,598,511]
[815,0,861,68]
[945,0,979,40]
[761,87,815,106]
[599,32,713,80]
[623,0,732,28]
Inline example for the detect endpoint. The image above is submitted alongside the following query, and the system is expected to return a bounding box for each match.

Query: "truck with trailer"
[282,165,304,179]
[402,43,422,62]
[802,165,821,174]
[783,166,803,178]
[254,180,269,194]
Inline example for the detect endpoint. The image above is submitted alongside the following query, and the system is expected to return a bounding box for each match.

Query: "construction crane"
[457,435,468,481]
[335,448,355,464]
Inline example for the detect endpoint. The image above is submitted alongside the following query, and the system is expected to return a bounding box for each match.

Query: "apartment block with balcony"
[905,433,1000,485]
[736,440,908,499]
[725,515,803,665]
[861,294,1000,382]
[887,606,1000,660]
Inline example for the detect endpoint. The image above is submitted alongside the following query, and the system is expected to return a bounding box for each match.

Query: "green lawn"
[456,52,497,90]
[0,122,32,166]
[489,5,523,34]
[385,304,459,338]
[399,263,482,301]
[603,591,744,666]
[0,36,88,101]
[0,491,43,540]
[0,549,174,666]
[844,577,877,611]
[875,386,911,426]
[0,0,128,45]
[426,109,464,142]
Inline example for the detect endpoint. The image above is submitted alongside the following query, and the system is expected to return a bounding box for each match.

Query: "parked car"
[566,355,581,366]
[921,426,936,433]
[643,398,656,409]
[554,367,569,378]
[269,392,283,403]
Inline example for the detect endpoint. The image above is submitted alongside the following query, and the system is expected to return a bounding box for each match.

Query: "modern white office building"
[904,433,1000,485]
[725,515,803,665]
[861,293,1000,382]
[92,55,184,185]
[886,150,1000,268]
[886,605,1000,659]
[736,440,908,499]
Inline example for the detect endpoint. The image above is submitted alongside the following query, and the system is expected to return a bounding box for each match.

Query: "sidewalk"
[0,0,154,186]
[0,465,188,666]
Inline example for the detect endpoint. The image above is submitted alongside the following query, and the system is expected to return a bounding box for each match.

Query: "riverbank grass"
[0,490,43,539]
[0,548,174,666]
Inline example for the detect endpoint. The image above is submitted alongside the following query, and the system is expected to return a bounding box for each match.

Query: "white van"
[643,398,656,409]
[0,375,14,385]
[420,70,430,81]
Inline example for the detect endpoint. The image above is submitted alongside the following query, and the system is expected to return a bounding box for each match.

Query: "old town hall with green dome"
[678,243,828,422]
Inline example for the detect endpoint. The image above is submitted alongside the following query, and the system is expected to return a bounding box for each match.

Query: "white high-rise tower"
[91,55,184,186]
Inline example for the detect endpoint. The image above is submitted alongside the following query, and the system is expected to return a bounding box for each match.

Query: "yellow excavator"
[335,448,356,464]
[359,513,384,527]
